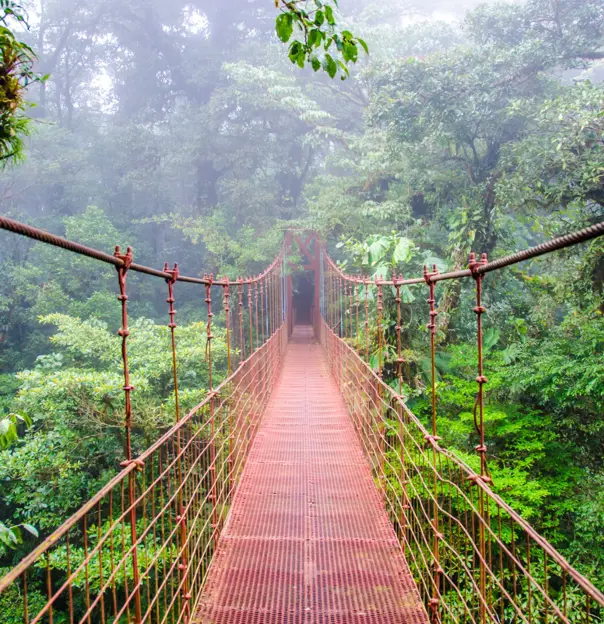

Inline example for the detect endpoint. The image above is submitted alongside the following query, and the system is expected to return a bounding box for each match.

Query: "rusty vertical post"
[271,269,276,336]
[471,252,490,477]
[279,259,283,347]
[394,275,404,396]
[376,278,384,379]
[355,282,360,351]
[344,278,348,340]
[248,282,253,355]
[284,231,293,336]
[164,263,191,624]
[204,275,218,546]
[280,256,285,347]
[275,268,278,335]
[260,277,265,347]
[238,279,245,363]
[363,279,371,456]
[267,272,272,338]
[338,275,343,336]
[376,276,386,501]
[114,246,142,624]
[424,265,442,624]
[276,264,280,337]
[425,265,439,443]
[337,275,342,387]
[224,277,232,376]
[393,274,410,549]
[267,272,271,338]
[349,280,355,342]
[254,279,259,350]
[115,247,134,460]
[364,280,370,363]
[224,277,234,502]
[342,280,347,339]
[287,268,293,336]
[328,264,333,330]
[329,265,333,330]
[469,252,491,624]
[164,263,181,423]
[165,262,191,622]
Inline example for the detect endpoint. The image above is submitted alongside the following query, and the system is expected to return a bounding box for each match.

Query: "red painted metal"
[0,232,290,624]
[320,252,604,624]
[196,326,427,624]
[1,218,604,624]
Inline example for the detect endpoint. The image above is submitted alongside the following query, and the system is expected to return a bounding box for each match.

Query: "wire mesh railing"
[318,223,604,624]
[2,216,604,624]
[0,218,290,624]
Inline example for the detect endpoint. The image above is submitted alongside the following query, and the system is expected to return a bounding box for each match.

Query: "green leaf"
[289,40,305,68]
[357,37,369,54]
[368,236,389,264]
[337,60,350,78]
[275,13,293,43]
[483,328,500,352]
[325,5,335,25]
[323,54,337,79]
[393,237,413,263]
[342,42,358,63]
[311,56,321,72]
[21,523,39,538]
[372,264,389,280]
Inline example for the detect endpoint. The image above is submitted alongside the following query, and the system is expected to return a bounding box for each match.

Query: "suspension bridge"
[0,216,603,624]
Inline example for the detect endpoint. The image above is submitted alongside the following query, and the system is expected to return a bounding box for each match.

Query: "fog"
[1,0,604,610]
[0,0,512,267]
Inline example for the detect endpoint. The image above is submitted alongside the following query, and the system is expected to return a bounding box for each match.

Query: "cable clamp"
[469,252,488,277]
[114,246,133,270]
[467,473,492,485]
[424,434,441,446]
[163,263,180,284]
[120,458,144,471]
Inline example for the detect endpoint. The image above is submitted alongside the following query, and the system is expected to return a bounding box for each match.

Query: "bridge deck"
[196,326,427,623]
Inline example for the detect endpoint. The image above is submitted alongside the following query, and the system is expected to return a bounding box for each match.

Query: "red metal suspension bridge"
[0,216,603,624]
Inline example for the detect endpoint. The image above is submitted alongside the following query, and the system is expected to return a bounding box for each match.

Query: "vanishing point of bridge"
[0,217,603,624]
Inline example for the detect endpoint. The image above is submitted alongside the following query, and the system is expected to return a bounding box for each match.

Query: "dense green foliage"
[0,0,603,595]
[0,0,44,163]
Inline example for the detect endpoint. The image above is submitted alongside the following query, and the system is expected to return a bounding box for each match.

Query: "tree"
[498,83,604,214]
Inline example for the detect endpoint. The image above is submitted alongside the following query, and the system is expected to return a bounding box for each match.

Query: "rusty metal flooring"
[195,326,427,623]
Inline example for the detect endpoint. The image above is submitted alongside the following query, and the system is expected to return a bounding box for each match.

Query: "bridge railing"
[0,217,289,624]
[318,222,604,624]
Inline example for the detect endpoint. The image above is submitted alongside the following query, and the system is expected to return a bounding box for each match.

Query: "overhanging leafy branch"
[274,0,368,79]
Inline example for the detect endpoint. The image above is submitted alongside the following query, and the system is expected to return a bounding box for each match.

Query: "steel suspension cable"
[0,215,287,285]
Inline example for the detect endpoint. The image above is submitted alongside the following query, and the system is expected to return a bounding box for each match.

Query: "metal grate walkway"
[195,326,427,623]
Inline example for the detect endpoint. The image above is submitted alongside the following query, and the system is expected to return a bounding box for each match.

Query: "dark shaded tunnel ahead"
[292,272,315,325]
